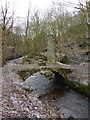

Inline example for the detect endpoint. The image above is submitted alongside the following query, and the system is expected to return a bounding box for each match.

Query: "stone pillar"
[47,34,56,65]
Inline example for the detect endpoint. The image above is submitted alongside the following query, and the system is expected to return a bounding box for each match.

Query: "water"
[25,72,89,118]
[39,88,89,118]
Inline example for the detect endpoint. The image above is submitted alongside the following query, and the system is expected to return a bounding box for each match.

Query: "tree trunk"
[0,26,2,67]
[2,31,7,65]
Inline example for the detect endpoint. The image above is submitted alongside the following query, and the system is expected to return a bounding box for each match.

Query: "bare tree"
[86,0,90,40]
[1,2,14,65]
[77,0,90,45]
[23,6,31,60]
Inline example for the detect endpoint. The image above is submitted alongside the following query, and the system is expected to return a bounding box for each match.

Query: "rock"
[25,72,54,96]
[80,62,85,65]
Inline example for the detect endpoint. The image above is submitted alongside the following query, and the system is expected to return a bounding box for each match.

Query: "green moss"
[18,68,40,80]
[55,73,90,97]
[60,68,73,75]
[38,62,46,66]
[18,70,30,80]
[68,81,90,97]
[60,54,69,64]
[63,79,90,97]
[40,70,55,80]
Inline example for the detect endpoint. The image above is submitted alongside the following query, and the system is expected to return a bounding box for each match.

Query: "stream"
[25,72,89,118]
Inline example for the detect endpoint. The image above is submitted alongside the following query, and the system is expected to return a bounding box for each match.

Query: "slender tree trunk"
[86,1,90,44]
[2,33,5,65]
[0,26,2,67]
[2,30,7,65]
